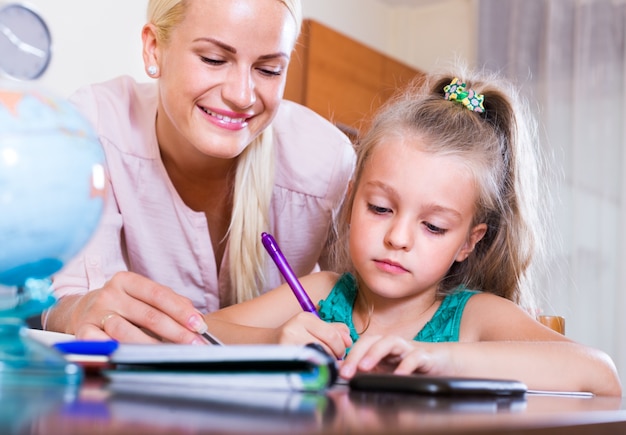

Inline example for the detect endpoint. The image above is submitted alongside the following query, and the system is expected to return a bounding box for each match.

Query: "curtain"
[477,0,626,383]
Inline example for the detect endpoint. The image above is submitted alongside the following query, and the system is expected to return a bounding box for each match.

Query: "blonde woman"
[44,0,354,343]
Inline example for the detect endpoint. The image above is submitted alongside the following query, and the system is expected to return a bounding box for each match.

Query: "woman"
[44,0,355,344]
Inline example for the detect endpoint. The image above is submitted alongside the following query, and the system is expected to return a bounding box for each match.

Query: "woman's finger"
[74,323,114,341]
[121,273,200,321]
[90,272,205,344]
[99,311,161,343]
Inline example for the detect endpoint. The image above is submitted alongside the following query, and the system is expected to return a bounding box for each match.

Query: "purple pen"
[261,232,320,317]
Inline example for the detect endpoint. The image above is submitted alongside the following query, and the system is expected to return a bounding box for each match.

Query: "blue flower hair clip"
[443,78,485,113]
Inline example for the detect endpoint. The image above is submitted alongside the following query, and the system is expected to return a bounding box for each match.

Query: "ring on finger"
[101,313,117,330]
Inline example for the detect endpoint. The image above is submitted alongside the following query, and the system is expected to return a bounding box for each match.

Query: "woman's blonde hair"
[332,66,546,313]
[147,0,303,304]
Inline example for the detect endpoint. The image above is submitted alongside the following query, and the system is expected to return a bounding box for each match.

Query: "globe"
[0,82,105,301]
[0,81,105,387]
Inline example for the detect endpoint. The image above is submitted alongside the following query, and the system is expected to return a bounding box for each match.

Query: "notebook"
[104,342,338,394]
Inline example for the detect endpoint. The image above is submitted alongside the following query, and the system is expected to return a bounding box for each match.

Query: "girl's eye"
[367,203,391,215]
[424,222,447,235]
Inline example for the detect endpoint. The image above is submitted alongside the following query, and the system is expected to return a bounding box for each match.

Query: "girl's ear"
[455,223,487,262]
[345,180,354,224]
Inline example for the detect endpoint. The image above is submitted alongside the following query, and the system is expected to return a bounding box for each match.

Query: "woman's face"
[146,0,298,160]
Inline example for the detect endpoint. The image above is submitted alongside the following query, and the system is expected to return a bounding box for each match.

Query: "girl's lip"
[374,259,409,273]
[200,106,251,130]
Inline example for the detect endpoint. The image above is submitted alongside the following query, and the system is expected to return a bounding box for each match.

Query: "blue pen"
[261,232,320,317]
[53,340,119,356]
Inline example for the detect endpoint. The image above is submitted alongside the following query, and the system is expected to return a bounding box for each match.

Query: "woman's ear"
[141,23,161,77]
[455,223,487,262]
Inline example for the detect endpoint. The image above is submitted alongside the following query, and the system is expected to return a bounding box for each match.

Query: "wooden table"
[3,377,626,434]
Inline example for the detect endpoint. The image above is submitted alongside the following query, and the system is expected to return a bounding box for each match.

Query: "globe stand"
[0,279,83,387]
[1,84,105,389]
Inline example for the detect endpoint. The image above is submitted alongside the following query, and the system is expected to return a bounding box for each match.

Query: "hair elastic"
[443,78,485,113]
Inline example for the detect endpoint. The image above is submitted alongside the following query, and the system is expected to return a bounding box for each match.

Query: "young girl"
[205,69,622,396]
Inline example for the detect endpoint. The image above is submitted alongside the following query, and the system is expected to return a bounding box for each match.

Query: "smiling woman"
[42,0,356,345]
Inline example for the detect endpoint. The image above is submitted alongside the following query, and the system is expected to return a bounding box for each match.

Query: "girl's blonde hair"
[147,0,303,304]
[332,66,546,313]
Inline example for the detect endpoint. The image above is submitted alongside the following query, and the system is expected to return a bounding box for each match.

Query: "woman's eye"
[258,67,282,77]
[367,203,391,215]
[201,57,226,66]
[425,222,446,235]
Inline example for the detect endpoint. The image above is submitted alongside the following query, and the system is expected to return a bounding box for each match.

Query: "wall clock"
[0,3,52,80]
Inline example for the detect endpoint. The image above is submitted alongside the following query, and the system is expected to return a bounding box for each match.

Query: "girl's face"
[349,136,487,301]
[144,0,298,160]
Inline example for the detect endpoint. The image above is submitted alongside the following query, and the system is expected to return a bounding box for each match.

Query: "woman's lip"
[200,107,250,129]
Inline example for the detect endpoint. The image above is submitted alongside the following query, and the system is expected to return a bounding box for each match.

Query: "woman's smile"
[199,106,251,130]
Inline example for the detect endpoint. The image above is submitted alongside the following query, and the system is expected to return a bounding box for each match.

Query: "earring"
[147,65,158,76]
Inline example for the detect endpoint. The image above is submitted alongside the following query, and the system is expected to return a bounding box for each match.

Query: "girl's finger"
[393,348,434,375]
[340,335,385,377]
[356,337,411,371]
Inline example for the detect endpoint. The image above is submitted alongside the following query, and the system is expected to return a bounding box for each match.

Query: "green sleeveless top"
[318,273,478,343]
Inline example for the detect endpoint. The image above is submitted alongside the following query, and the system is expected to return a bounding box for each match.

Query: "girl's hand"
[276,312,352,359]
[57,271,209,344]
[339,335,455,379]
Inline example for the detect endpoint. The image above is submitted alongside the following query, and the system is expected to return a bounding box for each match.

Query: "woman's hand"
[276,312,353,359]
[339,335,454,379]
[50,271,209,344]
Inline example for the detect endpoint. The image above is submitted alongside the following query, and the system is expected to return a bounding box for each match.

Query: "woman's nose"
[222,66,256,109]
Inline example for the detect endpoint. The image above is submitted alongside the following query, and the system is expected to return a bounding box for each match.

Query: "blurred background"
[14,0,626,389]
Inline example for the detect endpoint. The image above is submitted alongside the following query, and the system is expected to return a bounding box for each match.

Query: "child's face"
[349,137,487,300]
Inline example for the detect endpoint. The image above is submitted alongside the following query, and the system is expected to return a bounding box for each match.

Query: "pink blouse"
[51,76,355,312]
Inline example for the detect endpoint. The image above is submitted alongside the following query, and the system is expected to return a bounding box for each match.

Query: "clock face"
[0,3,52,80]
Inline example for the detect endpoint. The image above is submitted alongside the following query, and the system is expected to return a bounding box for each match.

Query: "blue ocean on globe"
[0,82,105,298]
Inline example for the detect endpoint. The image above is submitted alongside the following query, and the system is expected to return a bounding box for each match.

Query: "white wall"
[19,0,474,97]
[386,0,477,72]
[20,0,149,97]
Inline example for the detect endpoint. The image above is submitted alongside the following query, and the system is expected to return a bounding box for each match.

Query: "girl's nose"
[384,217,414,250]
